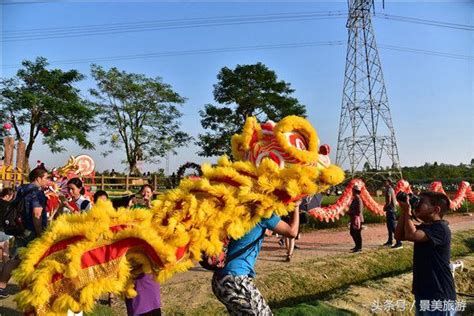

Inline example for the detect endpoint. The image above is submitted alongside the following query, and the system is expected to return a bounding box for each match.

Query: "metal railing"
[0,169,172,196]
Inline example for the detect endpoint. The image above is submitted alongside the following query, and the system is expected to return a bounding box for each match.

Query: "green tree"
[197,62,306,157]
[401,162,474,184]
[90,65,191,175]
[0,57,97,170]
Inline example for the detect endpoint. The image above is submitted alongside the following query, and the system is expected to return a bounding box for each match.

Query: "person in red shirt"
[348,185,364,252]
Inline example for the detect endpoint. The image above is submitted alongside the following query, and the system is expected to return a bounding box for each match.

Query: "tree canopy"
[197,62,307,157]
[0,57,97,170]
[90,65,191,175]
[401,162,474,184]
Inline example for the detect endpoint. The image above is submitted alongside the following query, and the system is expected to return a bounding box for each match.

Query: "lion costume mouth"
[14,116,344,315]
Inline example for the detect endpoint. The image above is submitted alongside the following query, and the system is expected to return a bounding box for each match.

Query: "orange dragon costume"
[13,116,345,315]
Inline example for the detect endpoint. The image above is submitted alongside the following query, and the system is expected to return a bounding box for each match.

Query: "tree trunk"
[128,160,139,176]
[24,114,40,173]
[16,140,26,172]
[24,134,39,173]
[24,144,33,173]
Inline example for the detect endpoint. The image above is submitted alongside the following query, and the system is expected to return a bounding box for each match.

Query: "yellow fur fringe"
[13,116,344,315]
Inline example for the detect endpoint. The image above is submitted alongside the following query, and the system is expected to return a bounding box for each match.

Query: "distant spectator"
[112,195,135,209]
[297,193,322,247]
[279,193,322,251]
[383,178,403,249]
[301,193,323,212]
[21,168,49,240]
[66,178,91,213]
[0,188,15,228]
[281,213,296,262]
[136,184,154,209]
[126,185,161,316]
[348,185,364,252]
[93,190,109,204]
[0,188,15,265]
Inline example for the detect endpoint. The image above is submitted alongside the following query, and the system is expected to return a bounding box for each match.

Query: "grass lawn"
[262,229,473,310]
[84,229,473,315]
[85,305,114,316]
[275,301,356,315]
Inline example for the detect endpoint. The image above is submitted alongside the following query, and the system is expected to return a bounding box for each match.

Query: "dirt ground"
[157,213,474,314]
[1,213,473,315]
[164,213,474,284]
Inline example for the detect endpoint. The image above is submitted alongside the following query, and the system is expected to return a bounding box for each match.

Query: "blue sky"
[1,0,473,173]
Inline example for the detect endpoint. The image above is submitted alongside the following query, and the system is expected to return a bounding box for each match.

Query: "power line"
[4,10,347,34]
[2,41,471,70]
[3,10,472,39]
[0,1,58,5]
[2,12,347,42]
[378,44,473,60]
[2,10,470,43]
[1,41,345,68]
[375,13,474,31]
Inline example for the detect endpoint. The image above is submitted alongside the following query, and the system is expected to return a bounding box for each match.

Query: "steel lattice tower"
[336,0,401,180]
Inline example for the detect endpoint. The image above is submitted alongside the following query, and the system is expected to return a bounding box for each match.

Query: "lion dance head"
[232,115,344,188]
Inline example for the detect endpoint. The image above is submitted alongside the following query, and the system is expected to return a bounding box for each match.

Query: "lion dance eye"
[256,151,285,168]
[285,132,308,151]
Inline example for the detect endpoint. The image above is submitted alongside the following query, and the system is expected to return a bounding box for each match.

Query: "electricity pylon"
[336,0,402,182]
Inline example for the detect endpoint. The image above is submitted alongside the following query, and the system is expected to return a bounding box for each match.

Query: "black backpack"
[2,187,36,236]
[80,200,90,211]
[199,230,266,271]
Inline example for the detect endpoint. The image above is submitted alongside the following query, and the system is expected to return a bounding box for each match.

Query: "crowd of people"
[0,168,462,315]
[0,167,161,315]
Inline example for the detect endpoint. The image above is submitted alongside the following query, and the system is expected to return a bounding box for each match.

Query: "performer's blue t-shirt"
[219,213,280,277]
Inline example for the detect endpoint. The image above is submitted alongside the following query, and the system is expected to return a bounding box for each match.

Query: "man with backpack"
[211,201,301,315]
[0,167,49,298]
[383,178,403,249]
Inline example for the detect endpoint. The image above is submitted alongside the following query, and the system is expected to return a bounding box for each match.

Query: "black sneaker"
[351,248,362,253]
[294,245,301,250]
[0,288,9,298]
[392,243,403,249]
[382,242,392,247]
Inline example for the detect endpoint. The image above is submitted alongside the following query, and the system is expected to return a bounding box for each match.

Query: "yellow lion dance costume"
[14,116,344,315]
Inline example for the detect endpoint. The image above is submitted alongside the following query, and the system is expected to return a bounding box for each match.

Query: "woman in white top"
[66,178,91,213]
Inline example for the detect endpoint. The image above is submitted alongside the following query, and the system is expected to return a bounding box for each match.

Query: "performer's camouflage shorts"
[211,273,272,316]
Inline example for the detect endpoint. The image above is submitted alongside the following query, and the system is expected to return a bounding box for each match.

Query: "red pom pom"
[3,123,12,130]
[319,144,330,155]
